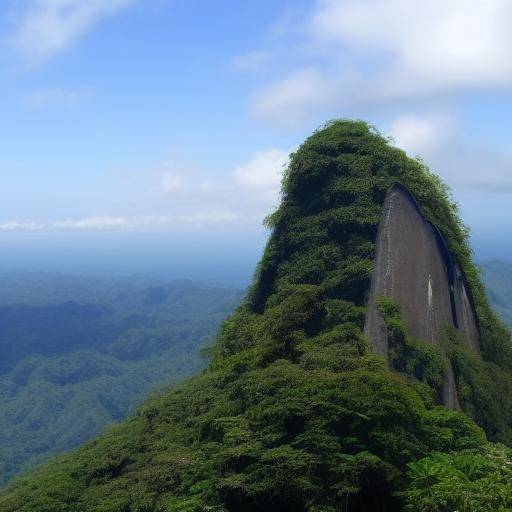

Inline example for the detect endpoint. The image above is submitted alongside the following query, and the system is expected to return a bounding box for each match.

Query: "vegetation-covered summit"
[1,120,511,512]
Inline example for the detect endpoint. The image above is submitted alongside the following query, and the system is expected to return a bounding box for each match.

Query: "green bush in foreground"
[403,444,512,511]
[1,120,511,511]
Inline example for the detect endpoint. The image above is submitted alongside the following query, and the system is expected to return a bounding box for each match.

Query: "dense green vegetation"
[1,120,511,511]
[0,274,242,486]
[403,444,512,511]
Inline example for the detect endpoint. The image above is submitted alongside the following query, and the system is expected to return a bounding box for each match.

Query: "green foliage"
[442,327,512,444]
[1,120,511,511]
[403,444,512,511]
[0,360,487,512]
[0,275,242,487]
[377,296,446,397]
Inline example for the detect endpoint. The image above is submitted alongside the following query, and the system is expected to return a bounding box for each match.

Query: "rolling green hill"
[0,274,243,486]
[1,121,511,512]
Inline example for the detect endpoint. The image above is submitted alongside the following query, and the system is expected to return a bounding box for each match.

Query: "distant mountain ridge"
[0,273,242,486]
[481,260,512,327]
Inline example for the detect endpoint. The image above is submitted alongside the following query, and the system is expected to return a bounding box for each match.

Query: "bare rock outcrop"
[365,184,479,408]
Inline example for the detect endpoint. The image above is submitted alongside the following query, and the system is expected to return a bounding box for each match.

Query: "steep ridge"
[482,260,512,326]
[1,120,512,512]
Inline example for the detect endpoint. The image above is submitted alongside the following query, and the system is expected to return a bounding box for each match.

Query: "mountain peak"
[2,120,512,512]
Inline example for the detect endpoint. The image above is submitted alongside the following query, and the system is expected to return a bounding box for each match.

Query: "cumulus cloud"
[388,115,454,156]
[248,0,512,125]
[435,144,512,195]
[387,114,512,194]
[309,0,512,92]
[11,0,134,62]
[241,0,512,202]
[251,68,340,126]
[157,149,290,205]
[233,149,290,202]
[0,147,292,233]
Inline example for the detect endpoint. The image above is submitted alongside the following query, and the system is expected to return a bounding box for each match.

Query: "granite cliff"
[365,183,479,409]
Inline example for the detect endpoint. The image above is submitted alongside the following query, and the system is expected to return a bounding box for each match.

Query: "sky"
[1,0,512,284]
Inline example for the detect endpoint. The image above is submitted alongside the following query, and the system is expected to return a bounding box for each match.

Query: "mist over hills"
[0,230,266,288]
[0,273,242,486]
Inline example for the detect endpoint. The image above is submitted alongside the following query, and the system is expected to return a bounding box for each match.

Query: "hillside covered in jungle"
[1,120,512,512]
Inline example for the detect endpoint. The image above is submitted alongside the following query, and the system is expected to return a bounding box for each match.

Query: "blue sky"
[1,0,512,283]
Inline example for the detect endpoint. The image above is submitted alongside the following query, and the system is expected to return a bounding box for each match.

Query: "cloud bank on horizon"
[0,0,511,238]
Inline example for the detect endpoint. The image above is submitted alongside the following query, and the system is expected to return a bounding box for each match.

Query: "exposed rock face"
[453,263,480,354]
[365,184,479,408]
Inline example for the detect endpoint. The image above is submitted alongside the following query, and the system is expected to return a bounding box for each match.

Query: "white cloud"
[0,221,45,231]
[387,113,512,194]
[52,213,244,230]
[0,147,293,234]
[436,144,512,195]
[309,0,512,92]
[388,115,453,156]
[248,0,512,126]
[53,215,130,230]
[11,0,134,62]
[0,211,244,232]
[233,149,290,202]
[251,68,339,126]
[156,150,291,205]
[25,87,86,108]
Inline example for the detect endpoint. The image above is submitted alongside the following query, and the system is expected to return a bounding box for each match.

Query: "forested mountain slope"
[1,121,512,512]
[482,260,512,326]
[0,274,242,486]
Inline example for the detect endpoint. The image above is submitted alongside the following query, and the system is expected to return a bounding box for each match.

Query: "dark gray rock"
[453,263,480,354]
[365,184,479,408]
